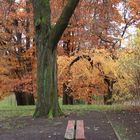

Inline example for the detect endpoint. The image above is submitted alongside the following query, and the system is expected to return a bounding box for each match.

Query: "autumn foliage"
[0,0,140,104]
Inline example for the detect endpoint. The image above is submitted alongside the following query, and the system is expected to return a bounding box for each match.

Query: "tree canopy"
[0,0,139,117]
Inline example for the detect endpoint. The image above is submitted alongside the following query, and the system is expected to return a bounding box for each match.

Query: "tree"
[114,30,140,102]
[0,0,35,105]
[0,0,139,108]
[57,49,118,105]
[32,0,80,118]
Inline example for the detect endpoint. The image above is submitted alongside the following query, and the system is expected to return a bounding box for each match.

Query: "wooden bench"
[64,120,86,140]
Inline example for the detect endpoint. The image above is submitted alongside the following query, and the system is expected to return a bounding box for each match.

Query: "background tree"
[0,0,139,109]
[58,49,118,104]
[0,0,35,105]
[114,30,140,103]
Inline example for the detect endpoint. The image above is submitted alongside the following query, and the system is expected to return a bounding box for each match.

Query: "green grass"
[0,95,137,120]
[0,104,133,111]
[61,104,133,111]
[0,106,35,121]
[0,103,135,121]
[0,94,17,107]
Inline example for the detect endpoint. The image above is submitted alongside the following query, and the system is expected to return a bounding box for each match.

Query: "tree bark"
[104,79,114,105]
[63,82,73,105]
[34,47,62,117]
[15,92,35,105]
[32,0,79,118]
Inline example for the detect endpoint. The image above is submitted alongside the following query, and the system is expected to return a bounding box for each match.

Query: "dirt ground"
[0,110,140,140]
[106,109,140,140]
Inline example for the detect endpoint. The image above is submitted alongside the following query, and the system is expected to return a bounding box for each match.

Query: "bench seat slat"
[64,120,75,140]
[76,120,85,140]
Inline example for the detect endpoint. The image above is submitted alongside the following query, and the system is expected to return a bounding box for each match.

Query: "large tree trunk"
[34,47,62,117]
[32,0,80,118]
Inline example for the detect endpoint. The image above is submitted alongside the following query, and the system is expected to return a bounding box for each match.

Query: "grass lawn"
[0,95,138,120]
[0,103,137,121]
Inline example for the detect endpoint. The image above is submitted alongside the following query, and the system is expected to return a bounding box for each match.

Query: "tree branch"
[48,0,80,49]
[69,55,93,68]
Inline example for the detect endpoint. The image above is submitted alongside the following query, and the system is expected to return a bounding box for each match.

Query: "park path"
[0,111,118,140]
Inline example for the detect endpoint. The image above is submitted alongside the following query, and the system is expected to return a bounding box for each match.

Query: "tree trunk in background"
[33,0,79,118]
[104,79,114,105]
[63,82,73,105]
[87,95,92,105]
[15,92,35,105]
